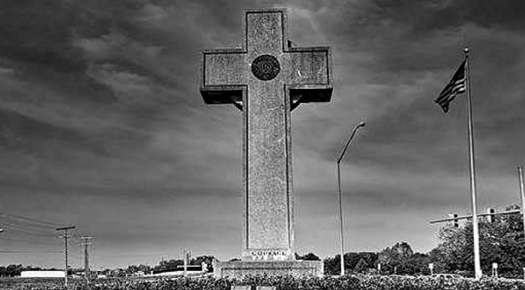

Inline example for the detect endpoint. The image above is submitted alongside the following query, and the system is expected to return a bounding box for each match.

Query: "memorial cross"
[201,9,332,260]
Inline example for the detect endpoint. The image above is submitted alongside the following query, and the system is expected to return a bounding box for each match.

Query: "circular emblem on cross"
[251,54,280,81]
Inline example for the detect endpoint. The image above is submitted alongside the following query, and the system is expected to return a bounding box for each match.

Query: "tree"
[190,255,216,272]
[353,258,369,273]
[377,242,414,274]
[153,259,183,273]
[137,264,152,274]
[431,204,525,277]
[126,265,139,275]
[295,252,320,261]
[323,255,340,275]
[404,253,431,275]
[323,252,378,275]
[126,264,151,275]
[358,252,378,269]
[376,242,431,275]
[114,268,126,278]
[343,253,361,271]
[151,255,217,273]
[5,264,22,277]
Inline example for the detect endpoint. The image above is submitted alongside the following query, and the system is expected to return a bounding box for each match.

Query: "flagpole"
[464,47,482,280]
[518,166,525,239]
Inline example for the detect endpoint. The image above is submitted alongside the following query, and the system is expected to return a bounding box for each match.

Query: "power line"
[0,211,64,228]
[0,214,60,230]
[0,223,58,238]
[0,215,60,230]
[92,253,166,257]
[0,250,62,253]
[0,235,60,246]
[0,217,58,231]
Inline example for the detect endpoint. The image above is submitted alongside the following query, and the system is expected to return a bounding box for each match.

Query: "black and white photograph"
[0,0,525,289]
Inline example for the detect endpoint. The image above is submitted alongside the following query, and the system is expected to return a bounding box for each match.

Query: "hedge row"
[3,275,525,290]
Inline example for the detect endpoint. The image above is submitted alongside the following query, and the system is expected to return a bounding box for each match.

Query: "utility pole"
[183,249,191,277]
[56,226,75,287]
[81,237,93,282]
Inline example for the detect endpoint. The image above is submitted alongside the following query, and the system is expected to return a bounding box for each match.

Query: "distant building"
[130,271,145,277]
[21,271,65,278]
[146,265,207,277]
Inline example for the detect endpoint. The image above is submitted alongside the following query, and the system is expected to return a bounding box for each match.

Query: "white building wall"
[21,271,65,278]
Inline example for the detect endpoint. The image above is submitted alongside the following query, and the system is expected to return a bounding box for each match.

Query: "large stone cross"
[200,9,332,261]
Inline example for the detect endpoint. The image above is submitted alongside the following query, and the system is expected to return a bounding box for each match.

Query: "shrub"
[3,274,525,290]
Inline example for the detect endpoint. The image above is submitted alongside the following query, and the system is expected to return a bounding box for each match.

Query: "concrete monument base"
[213,260,323,279]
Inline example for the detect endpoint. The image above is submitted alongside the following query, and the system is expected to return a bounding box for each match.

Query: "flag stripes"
[435,60,466,112]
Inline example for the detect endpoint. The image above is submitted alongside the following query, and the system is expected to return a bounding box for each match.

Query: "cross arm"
[200,85,245,110]
[285,46,332,111]
[201,48,247,110]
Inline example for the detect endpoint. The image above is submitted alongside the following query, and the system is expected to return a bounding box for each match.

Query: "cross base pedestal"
[213,260,323,279]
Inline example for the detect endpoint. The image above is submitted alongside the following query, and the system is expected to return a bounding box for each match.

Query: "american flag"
[435,60,466,112]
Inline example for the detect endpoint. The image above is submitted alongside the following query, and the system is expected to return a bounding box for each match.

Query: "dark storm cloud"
[288,0,525,254]
[310,0,525,77]
[0,0,251,267]
[0,0,202,158]
[1,0,524,267]
[346,0,525,35]
[292,0,525,164]
[0,1,115,103]
[321,0,525,44]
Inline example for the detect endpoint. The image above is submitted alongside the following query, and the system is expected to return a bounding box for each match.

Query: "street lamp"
[336,121,366,276]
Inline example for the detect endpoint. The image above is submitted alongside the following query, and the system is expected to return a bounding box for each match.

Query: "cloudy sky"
[0,0,524,269]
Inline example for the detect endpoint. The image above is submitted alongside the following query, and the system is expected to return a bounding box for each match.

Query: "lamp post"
[337,121,366,276]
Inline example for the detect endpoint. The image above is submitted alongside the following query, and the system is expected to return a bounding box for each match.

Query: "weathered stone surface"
[257,287,276,290]
[231,286,251,290]
[214,260,324,279]
[200,8,332,278]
